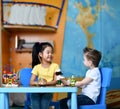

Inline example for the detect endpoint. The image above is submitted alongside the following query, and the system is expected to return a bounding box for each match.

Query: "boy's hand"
[75,81,80,86]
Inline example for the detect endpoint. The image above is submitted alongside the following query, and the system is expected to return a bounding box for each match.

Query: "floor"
[10,106,54,109]
[10,106,120,109]
[10,107,24,109]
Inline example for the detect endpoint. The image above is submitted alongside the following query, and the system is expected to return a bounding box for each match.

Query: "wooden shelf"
[16,48,32,53]
[2,24,57,32]
[2,0,66,32]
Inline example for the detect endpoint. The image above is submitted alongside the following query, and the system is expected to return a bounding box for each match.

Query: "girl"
[30,42,59,109]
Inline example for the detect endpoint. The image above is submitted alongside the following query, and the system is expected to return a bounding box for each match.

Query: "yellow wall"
[0,0,2,86]
[0,0,68,100]
[1,0,68,71]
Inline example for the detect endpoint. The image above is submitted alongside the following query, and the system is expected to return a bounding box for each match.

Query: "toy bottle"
[70,75,76,87]
[56,69,62,85]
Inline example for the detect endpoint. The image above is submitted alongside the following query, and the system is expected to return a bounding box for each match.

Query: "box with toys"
[2,64,19,87]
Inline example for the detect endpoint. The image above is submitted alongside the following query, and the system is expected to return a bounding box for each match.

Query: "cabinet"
[2,0,65,31]
[0,0,67,91]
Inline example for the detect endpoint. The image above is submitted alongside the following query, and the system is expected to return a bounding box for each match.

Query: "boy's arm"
[75,77,93,88]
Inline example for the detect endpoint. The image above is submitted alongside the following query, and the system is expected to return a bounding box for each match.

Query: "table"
[0,86,77,109]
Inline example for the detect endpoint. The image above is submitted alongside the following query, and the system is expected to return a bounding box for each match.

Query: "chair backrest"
[19,68,32,87]
[96,67,112,104]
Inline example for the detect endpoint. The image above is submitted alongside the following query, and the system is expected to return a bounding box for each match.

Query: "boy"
[60,47,102,109]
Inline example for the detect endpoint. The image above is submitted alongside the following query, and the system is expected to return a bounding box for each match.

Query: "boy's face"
[83,55,92,68]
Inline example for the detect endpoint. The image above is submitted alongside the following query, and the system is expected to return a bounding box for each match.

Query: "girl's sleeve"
[31,66,38,76]
[55,64,60,71]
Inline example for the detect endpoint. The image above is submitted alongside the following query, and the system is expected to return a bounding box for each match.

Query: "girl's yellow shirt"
[32,63,59,82]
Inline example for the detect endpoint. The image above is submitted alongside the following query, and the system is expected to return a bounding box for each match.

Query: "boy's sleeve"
[87,70,99,80]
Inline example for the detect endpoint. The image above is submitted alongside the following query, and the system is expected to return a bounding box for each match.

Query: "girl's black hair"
[32,42,53,68]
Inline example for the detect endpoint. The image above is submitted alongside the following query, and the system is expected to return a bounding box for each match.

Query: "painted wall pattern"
[61,0,120,90]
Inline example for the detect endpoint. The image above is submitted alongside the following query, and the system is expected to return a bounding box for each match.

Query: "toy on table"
[70,75,76,87]
[55,69,64,86]
[2,64,19,87]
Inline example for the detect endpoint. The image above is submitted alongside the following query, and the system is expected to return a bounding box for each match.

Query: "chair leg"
[54,102,60,109]
[24,105,31,109]
[24,100,31,109]
[50,101,60,109]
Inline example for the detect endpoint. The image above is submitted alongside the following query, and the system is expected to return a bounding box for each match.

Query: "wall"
[61,0,120,108]
[0,0,68,92]
[0,0,2,86]
[61,0,120,88]
[1,0,68,71]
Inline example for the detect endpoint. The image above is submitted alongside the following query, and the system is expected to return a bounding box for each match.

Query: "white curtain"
[8,4,46,25]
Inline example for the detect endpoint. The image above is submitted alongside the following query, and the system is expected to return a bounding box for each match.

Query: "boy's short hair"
[83,47,102,67]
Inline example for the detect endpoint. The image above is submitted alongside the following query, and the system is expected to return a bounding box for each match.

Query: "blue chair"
[79,67,112,109]
[19,67,59,109]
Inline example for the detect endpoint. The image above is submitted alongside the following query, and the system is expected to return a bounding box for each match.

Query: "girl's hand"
[38,78,47,86]
[61,78,70,86]
[57,75,65,80]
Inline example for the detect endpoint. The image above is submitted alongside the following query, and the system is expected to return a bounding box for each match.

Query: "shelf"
[2,24,57,32]
[14,36,54,53]
[16,48,32,53]
[2,0,65,31]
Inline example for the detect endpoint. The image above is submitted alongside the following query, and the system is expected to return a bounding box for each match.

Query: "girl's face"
[39,46,53,63]
[83,55,92,68]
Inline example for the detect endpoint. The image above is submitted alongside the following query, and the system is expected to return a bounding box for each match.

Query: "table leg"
[4,93,9,109]
[0,93,5,109]
[71,92,77,109]
[0,93,9,109]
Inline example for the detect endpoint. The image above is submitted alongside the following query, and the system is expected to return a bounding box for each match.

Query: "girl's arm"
[61,78,70,86]
[75,77,93,88]
[30,74,38,86]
